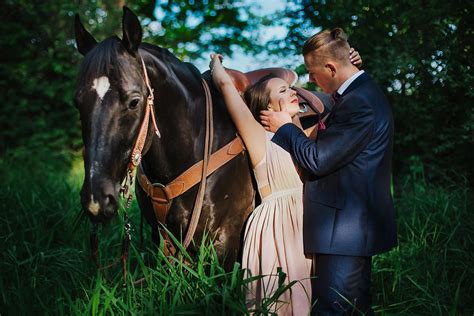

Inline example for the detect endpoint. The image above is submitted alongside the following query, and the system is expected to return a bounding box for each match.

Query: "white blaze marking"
[88,194,100,216]
[92,76,110,100]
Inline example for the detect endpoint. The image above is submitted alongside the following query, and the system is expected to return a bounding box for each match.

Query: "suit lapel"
[325,73,371,126]
[340,72,371,97]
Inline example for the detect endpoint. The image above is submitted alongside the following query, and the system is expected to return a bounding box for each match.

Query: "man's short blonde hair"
[302,28,351,65]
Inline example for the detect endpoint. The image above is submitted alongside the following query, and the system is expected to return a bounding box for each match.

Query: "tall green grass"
[0,148,294,315]
[372,176,473,315]
[1,148,473,315]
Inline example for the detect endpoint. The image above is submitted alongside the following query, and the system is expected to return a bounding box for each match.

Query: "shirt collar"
[337,70,365,95]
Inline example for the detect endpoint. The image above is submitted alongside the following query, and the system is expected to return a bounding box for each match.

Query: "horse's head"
[74,7,151,223]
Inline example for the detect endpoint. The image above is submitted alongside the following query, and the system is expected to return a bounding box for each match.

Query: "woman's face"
[266,78,299,117]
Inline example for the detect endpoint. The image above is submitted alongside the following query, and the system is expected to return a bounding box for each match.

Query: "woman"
[210,50,361,315]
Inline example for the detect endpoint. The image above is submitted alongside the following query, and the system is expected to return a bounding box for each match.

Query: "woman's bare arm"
[210,54,266,167]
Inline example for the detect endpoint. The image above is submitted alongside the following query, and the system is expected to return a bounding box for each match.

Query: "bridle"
[89,55,161,280]
[119,57,162,206]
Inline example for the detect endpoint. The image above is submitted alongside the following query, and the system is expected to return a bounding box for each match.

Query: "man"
[260,28,397,315]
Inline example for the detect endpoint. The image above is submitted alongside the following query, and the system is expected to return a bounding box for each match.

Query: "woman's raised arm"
[210,54,266,167]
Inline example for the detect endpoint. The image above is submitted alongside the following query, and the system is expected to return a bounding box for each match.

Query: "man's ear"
[326,63,337,77]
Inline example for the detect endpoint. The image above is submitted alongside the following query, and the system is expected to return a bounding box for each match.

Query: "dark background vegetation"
[1,0,473,314]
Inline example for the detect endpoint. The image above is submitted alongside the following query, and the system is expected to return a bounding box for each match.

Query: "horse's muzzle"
[81,181,119,223]
[102,194,118,218]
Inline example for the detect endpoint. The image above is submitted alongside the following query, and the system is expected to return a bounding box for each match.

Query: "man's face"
[304,53,337,93]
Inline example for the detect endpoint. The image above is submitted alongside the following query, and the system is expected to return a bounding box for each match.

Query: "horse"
[74,7,256,269]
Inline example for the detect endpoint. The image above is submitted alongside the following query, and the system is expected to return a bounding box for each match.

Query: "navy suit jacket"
[272,73,397,256]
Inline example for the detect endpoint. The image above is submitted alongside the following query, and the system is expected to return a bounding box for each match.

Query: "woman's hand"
[209,53,224,71]
[349,48,363,68]
[209,53,230,90]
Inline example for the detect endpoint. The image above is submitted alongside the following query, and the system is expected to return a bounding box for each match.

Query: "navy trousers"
[311,254,374,316]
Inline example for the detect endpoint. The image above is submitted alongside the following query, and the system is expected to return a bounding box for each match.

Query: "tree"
[0,1,263,154]
[145,1,263,60]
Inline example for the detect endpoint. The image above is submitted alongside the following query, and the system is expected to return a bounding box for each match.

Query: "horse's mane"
[78,36,202,87]
[140,43,202,83]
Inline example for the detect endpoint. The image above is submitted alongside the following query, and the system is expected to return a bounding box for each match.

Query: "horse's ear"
[122,6,142,54]
[74,14,97,56]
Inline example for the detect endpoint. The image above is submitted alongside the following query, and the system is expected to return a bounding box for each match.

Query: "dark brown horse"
[74,7,255,267]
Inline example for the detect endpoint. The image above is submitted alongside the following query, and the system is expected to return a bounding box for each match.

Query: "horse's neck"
[143,48,202,126]
[141,48,211,182]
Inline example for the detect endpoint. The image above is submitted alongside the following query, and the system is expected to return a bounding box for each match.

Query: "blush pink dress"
[242,131,312,315]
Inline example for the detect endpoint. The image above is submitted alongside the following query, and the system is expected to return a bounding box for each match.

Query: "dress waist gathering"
[261,187,302,203]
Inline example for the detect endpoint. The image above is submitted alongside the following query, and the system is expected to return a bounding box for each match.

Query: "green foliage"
[1,2,68,152]
[0,0,263,156]
[149,1,264,60]
[0,147,89,314]
[1,2,473,312]
[2,0,470,186]
[0,0,123,154]
[275,0,474,185]
[373,179,473,314]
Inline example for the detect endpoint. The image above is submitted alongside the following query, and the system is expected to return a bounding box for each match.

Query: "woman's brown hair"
[244,73,280,123]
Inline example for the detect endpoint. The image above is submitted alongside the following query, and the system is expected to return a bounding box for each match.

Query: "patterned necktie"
[318,120,326,130]
[331,91,341,103]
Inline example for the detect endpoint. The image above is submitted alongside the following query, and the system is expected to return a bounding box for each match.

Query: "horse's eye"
[128,98,140,110]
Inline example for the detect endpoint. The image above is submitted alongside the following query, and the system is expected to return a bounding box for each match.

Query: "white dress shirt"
[337,70,365,95]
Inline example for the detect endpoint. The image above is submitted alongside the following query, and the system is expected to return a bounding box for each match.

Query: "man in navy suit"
[260,28,397,315]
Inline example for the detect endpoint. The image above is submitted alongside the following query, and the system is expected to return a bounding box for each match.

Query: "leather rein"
[90,55,245,279]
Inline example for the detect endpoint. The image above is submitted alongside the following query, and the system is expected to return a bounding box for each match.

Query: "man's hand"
[260,100,292,133]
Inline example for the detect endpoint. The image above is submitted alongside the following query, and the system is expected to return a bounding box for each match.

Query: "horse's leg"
[135,181,161,255]
[213,194,255,271]
[151,226,160,246]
